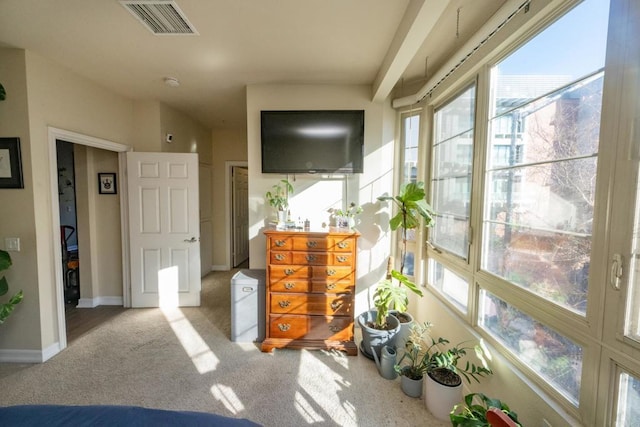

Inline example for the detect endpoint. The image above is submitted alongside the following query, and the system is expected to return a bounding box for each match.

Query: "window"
[422,0,611,415]
[398,111,421,278]
[430,85,476,261]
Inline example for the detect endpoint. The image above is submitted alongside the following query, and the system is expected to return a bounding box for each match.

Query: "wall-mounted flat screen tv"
[261,110,364,174]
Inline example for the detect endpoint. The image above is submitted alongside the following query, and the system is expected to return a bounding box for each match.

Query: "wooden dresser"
[261,228,359,355]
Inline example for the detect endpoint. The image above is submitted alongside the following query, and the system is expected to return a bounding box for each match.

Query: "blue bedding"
[0,404,261,426]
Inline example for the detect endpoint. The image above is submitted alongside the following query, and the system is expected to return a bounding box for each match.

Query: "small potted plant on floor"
[0,249,24,324]
[265,179,293,229]
[450,392,521,426]
[422,334,493,421]
[393,321,433,397]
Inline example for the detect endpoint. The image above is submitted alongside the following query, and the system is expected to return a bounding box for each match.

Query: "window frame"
[415,0,620,421]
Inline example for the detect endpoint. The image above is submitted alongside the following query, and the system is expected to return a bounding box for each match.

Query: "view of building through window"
[424,0,610,409]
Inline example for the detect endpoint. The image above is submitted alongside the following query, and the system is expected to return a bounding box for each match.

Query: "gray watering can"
[371,345,397,380]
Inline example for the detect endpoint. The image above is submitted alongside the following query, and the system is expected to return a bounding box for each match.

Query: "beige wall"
[246,84,396,316]
[211,128,247,270]
[0,49,41,350]
[0,48,214,358]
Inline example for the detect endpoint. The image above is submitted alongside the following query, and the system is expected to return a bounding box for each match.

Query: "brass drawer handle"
[336,255,348,263]
[275,240,286,247]
[326,283,336,290]
[331,301,343,311]
[306,254,317,262]
[328,325,340,332]
[326,269,336,276]
[337,241,349,249]
[275,254,286,261]
[279,300,291,308]
[284,268,295,275]
[284,282,295,290]
[307,241,318,248]
[278,323,290,332]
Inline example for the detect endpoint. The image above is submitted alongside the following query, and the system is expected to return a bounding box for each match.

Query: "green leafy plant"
[393,322,493,384]
[424,336,493,385]
[450,393,521,426]
[370,181,435,328]
[393,321,433,379]
[329,202,363,218]
[0,249,24,324]
[265,179,293,212]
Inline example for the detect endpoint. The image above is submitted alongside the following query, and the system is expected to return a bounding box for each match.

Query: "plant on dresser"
[261,228,359,355]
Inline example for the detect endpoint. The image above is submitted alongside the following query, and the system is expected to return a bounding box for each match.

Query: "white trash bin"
[230,269,266,342]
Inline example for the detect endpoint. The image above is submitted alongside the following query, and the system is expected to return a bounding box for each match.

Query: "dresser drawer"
[268,315,353,341]
[331,252,353,266]
[311,280,353,293]
[311,266,353,282]
[269,265,311,282]
[270,293,352,316]
[331,237,356,252]
[292,237,330,251]
[269,236,293,250]
[270,251,292,264]
[291,252,329,265]
[269,280,310,293]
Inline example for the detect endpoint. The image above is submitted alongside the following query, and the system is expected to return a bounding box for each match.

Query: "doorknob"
[184,237,198,243]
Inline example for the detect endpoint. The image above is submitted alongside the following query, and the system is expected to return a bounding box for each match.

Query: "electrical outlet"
[4,237,20,252]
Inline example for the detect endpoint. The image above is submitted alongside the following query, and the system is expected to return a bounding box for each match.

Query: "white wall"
[246,84,397,316]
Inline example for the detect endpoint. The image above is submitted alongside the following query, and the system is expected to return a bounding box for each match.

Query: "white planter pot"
[424,370,463,421]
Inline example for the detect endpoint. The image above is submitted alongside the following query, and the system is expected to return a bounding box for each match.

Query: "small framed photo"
[98,172,117,195]
[0,137,24,189]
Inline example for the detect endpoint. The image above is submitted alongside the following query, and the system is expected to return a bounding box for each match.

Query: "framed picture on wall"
[0,137,24,189]
[98,172,117,195]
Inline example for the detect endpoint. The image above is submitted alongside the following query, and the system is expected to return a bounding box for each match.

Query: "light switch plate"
[5,237,20,252]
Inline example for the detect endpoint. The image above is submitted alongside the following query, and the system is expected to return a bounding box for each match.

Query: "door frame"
[223,160,248,270]
[47,127,131,352]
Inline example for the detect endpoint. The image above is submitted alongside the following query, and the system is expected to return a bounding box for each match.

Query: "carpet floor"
[0,268,449,427]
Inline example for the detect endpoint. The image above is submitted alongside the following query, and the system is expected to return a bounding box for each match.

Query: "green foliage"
[392,321,493,384]
[0,249,24,325]
[393,321,432,379]
[377,181,435,232]
[372,279,408,328]
[423,337,493,384]
[450,393,521,427]
[265,179,293,211]
[0,83,5,101]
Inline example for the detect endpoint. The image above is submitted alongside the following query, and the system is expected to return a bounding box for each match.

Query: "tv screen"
[261,110,364,174]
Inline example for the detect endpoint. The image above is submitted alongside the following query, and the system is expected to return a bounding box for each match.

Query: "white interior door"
[232,166,249,267]
[127,152,201,307]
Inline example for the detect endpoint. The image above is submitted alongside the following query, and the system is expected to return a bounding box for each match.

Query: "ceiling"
[0,0,506,130]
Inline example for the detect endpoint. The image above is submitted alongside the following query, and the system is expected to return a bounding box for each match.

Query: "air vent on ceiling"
[120,1,197,35]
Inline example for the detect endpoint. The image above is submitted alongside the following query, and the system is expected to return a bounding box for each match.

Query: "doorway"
[232,166,249,268]
[48,127,130,353]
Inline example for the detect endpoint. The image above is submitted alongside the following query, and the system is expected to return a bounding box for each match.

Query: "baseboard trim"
[0,342,61,363]
[76,296,124,308]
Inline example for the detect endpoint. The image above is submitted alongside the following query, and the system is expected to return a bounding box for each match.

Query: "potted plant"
[423,335,493,421]
[265,179,293,228]
[357,276,402,361]
[328,202,362,229]
[0,249,24,324]
[393,321,433,397]
[377,181,435,342]
[450,393,521,426]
